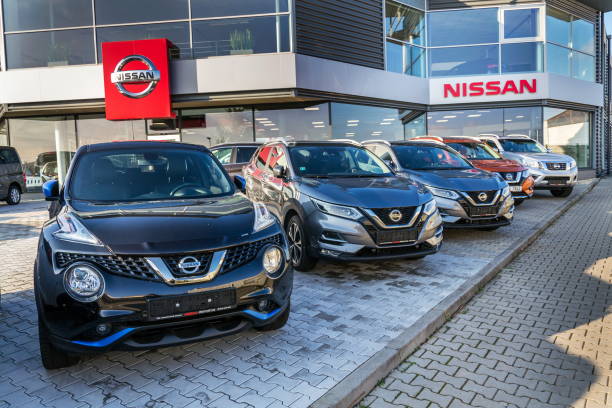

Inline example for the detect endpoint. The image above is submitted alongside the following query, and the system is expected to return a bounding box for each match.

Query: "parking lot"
[0,182,598,408]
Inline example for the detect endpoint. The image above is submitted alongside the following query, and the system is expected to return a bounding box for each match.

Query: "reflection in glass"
[96,23,190,61]
[429,45,499,77]
[572,52,595,82]
[546,7,571,47]
[503,107,543,141]
[192,16,288,57]
[428,8,498,47]
[543,108,590,167]
[76,115,145,146]
[547,43,571,76]
[407,45,426,77]
[94,0,189,25]
[428,110,503,138]
[2,0,92,31]
[5,29,95,69]
[0,121,8,146]
[504,9,538,39]
[386,40,403,73]
[571,18,595,54]
[501,42,543,73]
[191,0,288,18]
[255,103,330,142]
[385,1,425,46]
[181,108,254,147]
[8,116,77,189]
[331,103,404,142]
[404,114,426,139]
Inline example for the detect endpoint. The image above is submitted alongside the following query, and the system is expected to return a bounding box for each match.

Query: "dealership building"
[0,0,611,189]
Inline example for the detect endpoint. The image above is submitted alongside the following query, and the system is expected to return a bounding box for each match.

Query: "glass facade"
[543,108,590,167]
[1,0,291,69]
[385,0,426,77]
[331,103,406,142]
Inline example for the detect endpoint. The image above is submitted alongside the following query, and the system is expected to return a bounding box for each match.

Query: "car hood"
[470,159,524,172]
[67,194,256,255]
[503,151,573,162]
[401,168,505,192]
[297,176,431,208]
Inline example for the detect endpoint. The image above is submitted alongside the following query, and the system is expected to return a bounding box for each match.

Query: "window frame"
[383,0,427,77]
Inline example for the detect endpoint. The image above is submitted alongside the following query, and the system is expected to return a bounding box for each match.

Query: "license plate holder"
[510,185,522,192]
[376,229,418,245]
[548,179,567,186]
[147,289,236,320]
[468,206,498,217]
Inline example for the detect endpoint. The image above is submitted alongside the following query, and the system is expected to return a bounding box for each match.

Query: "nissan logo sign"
[478,192,488,202]
[178,256,201,274]
[389,209,403,223]
[110,55,160,99]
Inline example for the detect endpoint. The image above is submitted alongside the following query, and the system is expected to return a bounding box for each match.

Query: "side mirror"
[385,160,397,170]
[42,180,59,201]
[273,165,286,179]
[234,175,246,193]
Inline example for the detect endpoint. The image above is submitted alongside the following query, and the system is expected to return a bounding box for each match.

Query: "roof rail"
[478,133,501,139]
[411,136,445,144]
[505,134,531,138]
[361,139,391,146]
[329,138,362,146]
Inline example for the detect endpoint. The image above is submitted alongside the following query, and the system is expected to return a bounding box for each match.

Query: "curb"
[311,178,601,408]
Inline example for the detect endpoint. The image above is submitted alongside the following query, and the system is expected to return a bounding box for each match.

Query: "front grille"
[463,191,498,205]
[55,252,160,281]
[545,162,567,171]
[498,172,519,184]
[163,252,214,277]
[545,176,570,185]
[221,234,283,274]
[459,201,500,218]
[370,207,418,226]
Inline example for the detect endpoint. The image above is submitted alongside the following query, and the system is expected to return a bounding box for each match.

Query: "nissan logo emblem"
[505,174,513,181]
[478,192,488,202]
[389,209,403,223]
[110,55,160,99]
[178,256,201,274]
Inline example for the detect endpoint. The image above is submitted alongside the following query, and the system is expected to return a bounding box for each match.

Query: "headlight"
[53,208,102,246]
[422,199,437,215]
[262,246,283,275]
[253,202,276,232]
[426,186,460,200]
[569,160,577,169]
[521,157,541,169]
[63,263,105,302]
[311,198,361,219]
[502,186,510,197]
[522,170,530,178]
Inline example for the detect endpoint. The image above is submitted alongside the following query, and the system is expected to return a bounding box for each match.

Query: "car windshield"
[393,145,472,170]
[500,139,547,153]
[289,145,392,178]
[447,142,501,160]
[70,148,234,202]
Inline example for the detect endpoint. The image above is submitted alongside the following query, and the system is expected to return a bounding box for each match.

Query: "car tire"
[514,198,525,206]
[286,215,317,272]
[38,314,80,370]
[6,184,21,205]
[256,302,290,331]
[550,187,573,198]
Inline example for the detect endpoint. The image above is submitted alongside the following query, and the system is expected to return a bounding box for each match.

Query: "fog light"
[256,299,273,312]
[96,323,111,335]
[263,246,283,275]
[64,262,105,302]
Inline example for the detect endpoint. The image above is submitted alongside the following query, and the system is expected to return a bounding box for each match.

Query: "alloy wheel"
[287,221,303,265]
[9,186,20,204]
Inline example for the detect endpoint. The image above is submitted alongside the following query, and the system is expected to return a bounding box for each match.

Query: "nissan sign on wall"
[102,39,175,120]
[429,73,547,105]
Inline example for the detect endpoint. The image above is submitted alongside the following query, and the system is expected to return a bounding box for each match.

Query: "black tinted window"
[447,142,500,160]
[289,145,391,178]
[236,147,257,163]
[500,139,547,153]
[393,145,472,170]
[0,148,19,164]
[70,149,233,202]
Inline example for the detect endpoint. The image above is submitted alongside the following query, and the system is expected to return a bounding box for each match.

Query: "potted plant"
[229,29,254,55]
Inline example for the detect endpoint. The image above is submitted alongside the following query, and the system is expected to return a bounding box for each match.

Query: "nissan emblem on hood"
[110,55,161,99]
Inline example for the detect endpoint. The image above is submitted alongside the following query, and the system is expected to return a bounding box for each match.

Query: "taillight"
[23,173,26,184]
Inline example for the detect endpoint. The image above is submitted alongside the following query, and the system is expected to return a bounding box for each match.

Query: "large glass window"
[428,8,499,47]
[96,23,190,61]
[255,103,330,142]
[94,0,189,25]
[502,107,542,140]
[180,108,254,147]
[5,29,95,69]
[8,116,77,189]
[76,115,145,146]
[2,0,92,31]
[385,1,426,77]
[0,121,8,146]
[429,45,499,77]
[543,108,590,167]
[404,114,426,139]
[191,0,288,18]
[501,42,543,73]
[331,103,405,141]
[504,8,539,39]
[546,8,595,82]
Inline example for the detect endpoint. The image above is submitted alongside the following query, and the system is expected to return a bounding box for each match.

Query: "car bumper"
[303,207,443,260]
[526,167,578,189]
[35,230,293,354]
[433,194,514,229]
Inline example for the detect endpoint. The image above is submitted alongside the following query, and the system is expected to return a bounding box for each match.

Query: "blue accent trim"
[243,307,283,321]
[71,327,135,348]
[42,180,59,199]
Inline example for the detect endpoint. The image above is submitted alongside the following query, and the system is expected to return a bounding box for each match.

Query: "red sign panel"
[443,79,537,98]
[102,39,175,120]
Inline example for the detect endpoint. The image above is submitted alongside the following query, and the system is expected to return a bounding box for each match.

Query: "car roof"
[211,142,262,149]
[82,141,211,153]
[265,140,363,147]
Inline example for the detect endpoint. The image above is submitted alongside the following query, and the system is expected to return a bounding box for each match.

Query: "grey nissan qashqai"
[36,142,292,369]
[243,140,443,271]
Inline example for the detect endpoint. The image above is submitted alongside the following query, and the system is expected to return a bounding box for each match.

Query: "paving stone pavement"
[0,181,599,408]
[361,178,612,408]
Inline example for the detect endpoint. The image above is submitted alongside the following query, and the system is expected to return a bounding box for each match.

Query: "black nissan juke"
[36,142,292,369]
